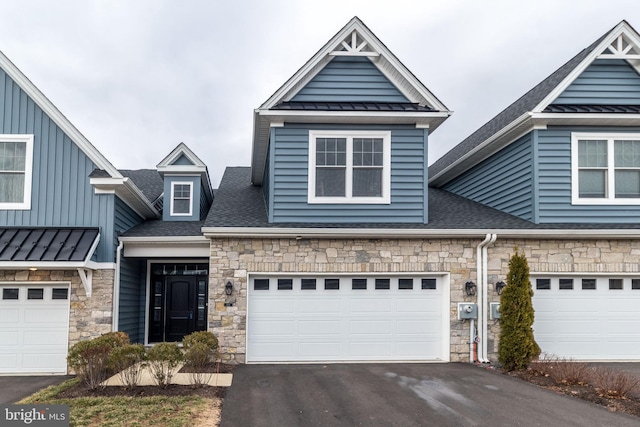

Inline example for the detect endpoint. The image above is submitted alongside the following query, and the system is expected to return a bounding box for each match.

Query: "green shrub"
[147,342,183,388]
[67,332,131,389]
[182,331,218,353]
[109,343,146,389]
[498,248,540,371]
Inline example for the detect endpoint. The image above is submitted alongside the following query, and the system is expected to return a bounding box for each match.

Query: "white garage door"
[247,276,448,363]
[0,284,70,374]
[532,277,640,361]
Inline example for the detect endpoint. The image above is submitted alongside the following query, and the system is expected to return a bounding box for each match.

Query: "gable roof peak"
[156,142,207,169]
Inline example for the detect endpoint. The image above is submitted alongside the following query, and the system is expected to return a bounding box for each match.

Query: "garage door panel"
[248,276,446,362]
[350,298,392,313]
[298,320,341,334]
[350,320,392,334]
[0,331,19,345]
[0,309,19,322]
[250,320,295,335]
[0,284,71,373]
[299,299,341,313]
[251,299,295,314]
[534,277,640,360]
[23,329,67,345]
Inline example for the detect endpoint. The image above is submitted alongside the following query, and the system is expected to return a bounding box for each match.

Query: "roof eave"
[202,226,640,240]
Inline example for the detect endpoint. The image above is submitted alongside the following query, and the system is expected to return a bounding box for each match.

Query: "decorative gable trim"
[260,17,449,111]
[534,20,640,113]
[157,142,207,174]
[0,50,121,178]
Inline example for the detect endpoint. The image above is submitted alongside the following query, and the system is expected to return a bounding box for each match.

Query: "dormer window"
[308,131,390,204]
[170,182,193,216]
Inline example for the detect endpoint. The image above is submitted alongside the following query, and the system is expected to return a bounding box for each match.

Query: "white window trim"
[571,132,640,205]
[308,130,391,204]
[0,134,33,210]
[170,181,193,216]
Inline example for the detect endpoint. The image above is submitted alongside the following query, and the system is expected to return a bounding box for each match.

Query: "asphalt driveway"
[0,376,71,404]
[221,363,639,427]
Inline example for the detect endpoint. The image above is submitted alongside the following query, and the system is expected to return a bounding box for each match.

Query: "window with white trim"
[572,133,640,204]
[308,131,391,204]
[0,135,33,210]
[170,182,193,215]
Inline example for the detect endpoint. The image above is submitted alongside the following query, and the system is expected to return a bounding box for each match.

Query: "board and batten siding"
[291,56,409,103]
[270,124,428,223]
[553,59,640,104]
[443,133,534,222]
[117,257,146,343]
[536,126,640,223]
[0,68,117,262]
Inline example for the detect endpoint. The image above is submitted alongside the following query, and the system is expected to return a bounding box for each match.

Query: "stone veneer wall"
[0,269,114,349]
[208,237,480,363]
[485,238,640,362]
[209,236,640,364]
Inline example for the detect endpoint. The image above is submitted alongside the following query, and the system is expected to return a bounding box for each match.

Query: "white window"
[170,182,193,215]
[308,131,391,204]
[572,133,640,204]
[0,135,33,210]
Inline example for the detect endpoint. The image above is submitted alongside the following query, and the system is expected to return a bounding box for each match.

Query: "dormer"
[157,143,213,221]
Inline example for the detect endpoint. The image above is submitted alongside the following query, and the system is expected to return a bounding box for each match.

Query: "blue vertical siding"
[554,59,640,104]
[162,176,201,221]
[537,126,640,223]
[291,57,409,103]
[118,257,145,343]
[263,136,272,221]
[443,133,534,221]
[199,182,209,220]
[0,68,116,262]
[271,123,427,223]
[114,196,143,248]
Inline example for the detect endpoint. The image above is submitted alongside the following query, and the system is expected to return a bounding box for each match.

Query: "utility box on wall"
[457,303,478,320]
[490,302,501,319]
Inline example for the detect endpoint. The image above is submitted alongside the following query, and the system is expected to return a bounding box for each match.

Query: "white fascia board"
[0,50,122,178]
[202,227,640,240]
[120,236,210,258]
[156,142,207,168]
[532,21,636,112]
[530,112,640,124]
[429,113,533,186]
[158,166,207,175]
[90,177,159,218]
[257,110,450,121]
[0,261,115,270]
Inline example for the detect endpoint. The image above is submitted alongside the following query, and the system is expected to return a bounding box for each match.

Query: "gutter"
[475,234,494,363]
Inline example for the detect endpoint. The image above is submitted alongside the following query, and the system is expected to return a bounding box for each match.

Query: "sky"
[1,0,640,187]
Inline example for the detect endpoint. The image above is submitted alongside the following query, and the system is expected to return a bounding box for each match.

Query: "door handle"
[189,311,193,320]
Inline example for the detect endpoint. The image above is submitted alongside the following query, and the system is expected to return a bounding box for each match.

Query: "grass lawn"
[19,378,221,427]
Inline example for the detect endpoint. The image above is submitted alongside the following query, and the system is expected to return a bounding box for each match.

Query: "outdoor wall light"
[225,281,233,296]
[495,281,507,295]
[464,281,477,296]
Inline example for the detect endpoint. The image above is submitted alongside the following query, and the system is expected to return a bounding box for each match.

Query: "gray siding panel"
[271,124,427,223]
[0,69,116,261]
[118,257,145,343]
[291,56,409,103]
[443,133,534,221]
[537,126,640,223]
[554,59,640,104]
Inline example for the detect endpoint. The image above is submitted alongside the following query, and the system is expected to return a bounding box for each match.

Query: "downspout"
[482,234,497,363]
[112,241,124,331]
[475,234,492,363]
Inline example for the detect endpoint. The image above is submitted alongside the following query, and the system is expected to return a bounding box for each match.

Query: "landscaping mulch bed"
[57,363,236,399]
[508,368,640,417]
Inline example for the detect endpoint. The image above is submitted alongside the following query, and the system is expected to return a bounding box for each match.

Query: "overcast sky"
[2,0,640,186]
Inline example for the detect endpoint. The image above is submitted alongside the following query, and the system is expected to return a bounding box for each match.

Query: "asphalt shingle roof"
[122,220,205,237]
[120,169,163,204]
[428,32,608,180]
[272,101,435,112]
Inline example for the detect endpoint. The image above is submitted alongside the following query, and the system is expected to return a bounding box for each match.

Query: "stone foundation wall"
[208,237,481,363]
[0,269,114,349]
[208,236,640,364]
[485,239,640,362]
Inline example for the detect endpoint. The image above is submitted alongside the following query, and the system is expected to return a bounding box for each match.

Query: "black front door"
[148,263,208,343]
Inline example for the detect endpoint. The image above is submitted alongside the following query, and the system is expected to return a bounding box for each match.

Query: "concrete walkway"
[103,363,233,387]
